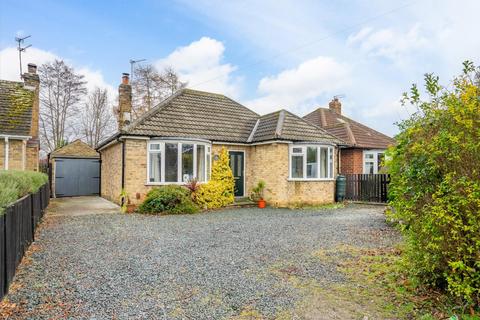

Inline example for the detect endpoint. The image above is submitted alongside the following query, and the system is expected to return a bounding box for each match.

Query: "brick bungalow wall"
[0,139,33,170]
[340,148,363,174]
[100,142,123,204]
[103,139,336,207]
[26,144,39,171]
[247,143,335,207]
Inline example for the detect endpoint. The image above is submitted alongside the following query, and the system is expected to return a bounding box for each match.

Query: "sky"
[1,0,479,137]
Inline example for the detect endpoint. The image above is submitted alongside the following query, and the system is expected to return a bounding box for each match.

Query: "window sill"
[287,178,335,182]
[145,181,206,186]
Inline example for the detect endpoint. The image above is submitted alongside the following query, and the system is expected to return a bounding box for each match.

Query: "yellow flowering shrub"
[195,147,235,209]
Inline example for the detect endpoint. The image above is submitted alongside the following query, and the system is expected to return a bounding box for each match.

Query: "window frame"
[362,150,385,174]
[146,139,211,185]
[288,144,335,181]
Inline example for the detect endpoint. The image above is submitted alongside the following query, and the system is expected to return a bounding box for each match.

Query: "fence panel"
[1,183,50,300]
[345,174,390,203]
[0,214,4,298]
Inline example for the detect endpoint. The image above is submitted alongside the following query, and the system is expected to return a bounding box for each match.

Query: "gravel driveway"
[1,200,399,319]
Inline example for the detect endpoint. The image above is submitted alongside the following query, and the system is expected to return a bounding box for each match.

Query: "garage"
[49,140,100,197]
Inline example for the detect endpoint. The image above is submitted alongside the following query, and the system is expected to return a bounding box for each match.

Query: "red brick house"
[303,98,395,174]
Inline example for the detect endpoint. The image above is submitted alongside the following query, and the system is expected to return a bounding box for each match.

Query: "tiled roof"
[124,89,259,143]
[50,139,99,158]
[303,107,395,149]
[114,89,342,145]
[251,110,342,143]
[0,80,34,136]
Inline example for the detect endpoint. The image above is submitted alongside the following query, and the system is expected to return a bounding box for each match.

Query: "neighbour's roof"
[50,139,99,158]
[0,80,34,136]
[98,88,342,148]
[251,109,342,143]
[303,107,395,149]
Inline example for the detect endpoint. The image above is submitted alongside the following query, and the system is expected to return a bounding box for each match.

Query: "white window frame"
[363,150,386,174]
[146,139,211,185]
[288,144,334,181]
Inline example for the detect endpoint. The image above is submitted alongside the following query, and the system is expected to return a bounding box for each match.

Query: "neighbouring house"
[303,98,395,174]
[48,139,100,197]
[97,73,344,207]
[0,63,40,171]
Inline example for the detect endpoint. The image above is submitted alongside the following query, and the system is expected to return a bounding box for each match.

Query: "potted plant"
[251,180,266,208]
[119,189,136,213]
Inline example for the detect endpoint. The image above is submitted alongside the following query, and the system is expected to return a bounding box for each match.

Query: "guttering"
[120,137,126,207]
[0,134,31,140]
[150,137,211,144]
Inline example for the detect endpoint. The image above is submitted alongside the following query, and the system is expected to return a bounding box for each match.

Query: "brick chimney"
[118,73,132,130]
[328,97,342,114]
[22,63,40,139]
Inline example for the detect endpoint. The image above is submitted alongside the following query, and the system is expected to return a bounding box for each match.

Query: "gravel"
[2,204,400,319]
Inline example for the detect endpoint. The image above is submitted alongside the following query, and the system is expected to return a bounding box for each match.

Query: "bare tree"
[80,87,115,148]
[39,59,86,152]
[161,66,186,95]
[132,64,186,118]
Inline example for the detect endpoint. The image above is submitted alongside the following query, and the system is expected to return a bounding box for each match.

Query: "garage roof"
[50,140,99,159]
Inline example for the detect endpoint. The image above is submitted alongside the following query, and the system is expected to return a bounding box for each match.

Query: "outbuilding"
[49,139,100,197]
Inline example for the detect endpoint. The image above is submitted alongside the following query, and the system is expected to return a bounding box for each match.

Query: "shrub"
[138,185,198,215]
[250,180,266,201]
[195,147,234,209]
[184,178,200,201]
[387,61,480,307]
[0,170,48,214]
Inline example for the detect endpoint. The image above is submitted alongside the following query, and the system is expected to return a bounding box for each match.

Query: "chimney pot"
[122,73,130,84]
[27,63,37,74]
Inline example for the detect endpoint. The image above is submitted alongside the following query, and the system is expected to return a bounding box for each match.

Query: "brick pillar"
[22,63,40,139]
[329,97,342,114]
[118,73,132,130]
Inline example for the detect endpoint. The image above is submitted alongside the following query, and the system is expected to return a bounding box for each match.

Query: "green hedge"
[387,62,480,307]
[0,170,48,214]
[138,185,198,215]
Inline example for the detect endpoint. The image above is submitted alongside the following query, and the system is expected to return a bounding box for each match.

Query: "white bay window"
[289,145,334,180]
[148,140,211,184]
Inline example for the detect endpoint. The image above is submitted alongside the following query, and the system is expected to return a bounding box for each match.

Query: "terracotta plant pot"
[126,204,137,213]
[258,199,266,209]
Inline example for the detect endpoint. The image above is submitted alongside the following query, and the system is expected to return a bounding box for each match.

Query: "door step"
[229,197,256,208]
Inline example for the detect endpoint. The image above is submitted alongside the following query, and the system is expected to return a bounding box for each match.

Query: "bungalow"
[303,98,395,174]
[97,74,344,207]
[0,63,40,171]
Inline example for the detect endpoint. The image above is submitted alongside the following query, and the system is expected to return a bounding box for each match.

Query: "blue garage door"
[55,158,100,197]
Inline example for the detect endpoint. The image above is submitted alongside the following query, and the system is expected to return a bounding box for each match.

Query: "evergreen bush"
[0,170,48,214]
[195,147,235,209]
[138,185,198,215]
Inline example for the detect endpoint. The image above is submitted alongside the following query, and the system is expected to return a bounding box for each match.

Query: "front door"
[229,151,244,197]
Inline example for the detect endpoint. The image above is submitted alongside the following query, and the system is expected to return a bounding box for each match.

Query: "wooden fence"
[345,174,390,203]
[0,183,49,300]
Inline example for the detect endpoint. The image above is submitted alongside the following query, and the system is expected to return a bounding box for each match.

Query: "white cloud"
[347,24,429,63]
[0,47,115,98]
[155,37,242,98]
[247,56,350,114]
[0,47,58,82]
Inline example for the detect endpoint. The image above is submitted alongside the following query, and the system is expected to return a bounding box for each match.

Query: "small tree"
[387,61,480,308]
